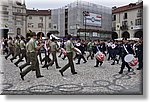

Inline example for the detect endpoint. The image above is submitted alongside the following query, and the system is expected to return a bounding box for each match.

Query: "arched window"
[17,28,21,35]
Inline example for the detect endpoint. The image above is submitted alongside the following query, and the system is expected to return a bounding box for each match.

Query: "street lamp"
[83,11,89,40]
[76,24,80,39]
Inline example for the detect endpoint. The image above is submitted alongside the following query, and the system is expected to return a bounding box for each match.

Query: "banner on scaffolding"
[84,12,102,27]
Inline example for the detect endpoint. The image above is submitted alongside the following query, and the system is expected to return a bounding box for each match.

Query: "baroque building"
[112,1,143,40]
[0,0,26,37]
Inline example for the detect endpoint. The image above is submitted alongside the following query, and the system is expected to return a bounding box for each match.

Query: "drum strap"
[96,46,100,52]
[123,45,129,54]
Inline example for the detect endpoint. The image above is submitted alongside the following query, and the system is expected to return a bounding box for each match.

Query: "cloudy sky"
[25,0,140,9]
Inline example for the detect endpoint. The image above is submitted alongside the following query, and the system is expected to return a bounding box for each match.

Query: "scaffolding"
[51,0,112,39]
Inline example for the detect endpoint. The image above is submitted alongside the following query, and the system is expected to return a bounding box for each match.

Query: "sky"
[24,0,140,10]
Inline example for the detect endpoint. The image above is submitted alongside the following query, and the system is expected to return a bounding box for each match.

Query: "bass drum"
[124,54,138,67]
[124,54,134,62]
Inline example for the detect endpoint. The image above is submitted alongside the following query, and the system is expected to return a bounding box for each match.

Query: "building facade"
[51,1,112,40]
[26,9,51,36]
[1,0,143,40]
[112,1,143,40]
[0,0,26,37]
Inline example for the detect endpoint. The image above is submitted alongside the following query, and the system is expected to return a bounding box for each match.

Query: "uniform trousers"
[21,52,41,77]
[60,52,76,74]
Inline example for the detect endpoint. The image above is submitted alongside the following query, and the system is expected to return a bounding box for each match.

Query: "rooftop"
[112,1,143,14]
[26,9,51,16]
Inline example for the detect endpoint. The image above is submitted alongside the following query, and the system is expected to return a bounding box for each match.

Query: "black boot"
[117,60,119,64]
[100,62,103,66]
[94,65,99,67]
[119,69,123,74]
[14,63,18,67]
[59,70,64,76]
[119,71,123,74]
[20,73,24,81]
[111,62,115,65]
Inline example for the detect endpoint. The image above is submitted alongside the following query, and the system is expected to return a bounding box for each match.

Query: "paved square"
[0,53,142,95]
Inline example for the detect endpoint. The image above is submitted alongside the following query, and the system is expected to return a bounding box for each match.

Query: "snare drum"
[129,58,138,66]
[95,51,105,61]
[124,54,138,66]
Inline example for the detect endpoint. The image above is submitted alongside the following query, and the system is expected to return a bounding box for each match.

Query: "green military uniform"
[19,42,30,71]
[59,40,76,76]
[87,41,93,60]
[46,41,60,68]
[10,39,20,62]
[36,40,42,64]
[14,40,27,66]
[20,38,42,80]
[41,39,51,69]
[5,39,15,59]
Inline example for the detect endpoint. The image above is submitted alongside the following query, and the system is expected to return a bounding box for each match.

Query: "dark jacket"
[120,43,134,57]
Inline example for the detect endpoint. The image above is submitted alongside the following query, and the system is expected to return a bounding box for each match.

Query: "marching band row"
[1,32,143,80]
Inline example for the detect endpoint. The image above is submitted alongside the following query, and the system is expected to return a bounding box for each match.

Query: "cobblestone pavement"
[0,53,143,95]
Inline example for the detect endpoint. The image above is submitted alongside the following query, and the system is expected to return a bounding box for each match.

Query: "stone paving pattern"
[0,53,143,95]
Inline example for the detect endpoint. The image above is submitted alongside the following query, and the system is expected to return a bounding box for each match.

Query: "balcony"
[130,25,143,30]
[13,12,26,16]
[137,13,143,17]
[0,11,9,15]
[120,25,128,30]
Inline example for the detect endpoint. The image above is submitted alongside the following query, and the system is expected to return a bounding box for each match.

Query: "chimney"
[138,0,142,3]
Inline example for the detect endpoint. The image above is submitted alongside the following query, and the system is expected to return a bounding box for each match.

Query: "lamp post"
[76,24,80,39]
[85,16,86,40]
[83,11,89,40]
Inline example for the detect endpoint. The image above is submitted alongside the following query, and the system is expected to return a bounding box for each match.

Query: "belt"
[29,51,35,53]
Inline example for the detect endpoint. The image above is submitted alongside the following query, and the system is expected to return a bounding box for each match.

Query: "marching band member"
[10,36,20,62]
[20,32,44,80]
[94,40,105,67]
[59,35,78,76]
[136,40,143,70]
[87,40,93,60]
[41,37,51,69]
[118,39,134,74]
[19,38,31,72]
[111,41,119,65]
[36,37,43,64]
[5,37,14,60]
[58,40,64,57]
[75,39,87,64]
[106,41,112,61]
[45,37,61,69]
[14,36,26,67]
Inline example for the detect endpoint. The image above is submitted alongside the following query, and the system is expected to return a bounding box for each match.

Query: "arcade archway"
[112,32,118,40]
[122,31,130,39]
[134,31,143,38]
